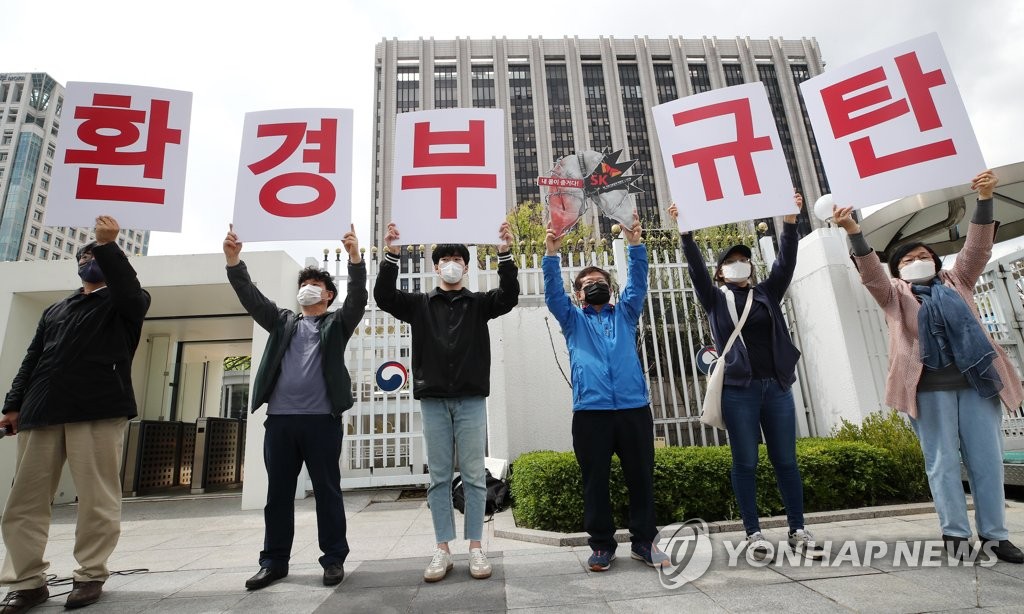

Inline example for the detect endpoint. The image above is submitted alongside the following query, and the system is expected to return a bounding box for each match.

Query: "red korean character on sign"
[248,118,338,217]
[821,51,955,178]
[64,93,182,204]
[401,120,497,219]
[670,99,774,201]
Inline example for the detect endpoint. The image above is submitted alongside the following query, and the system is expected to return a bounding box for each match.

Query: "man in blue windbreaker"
[542,210,661,572]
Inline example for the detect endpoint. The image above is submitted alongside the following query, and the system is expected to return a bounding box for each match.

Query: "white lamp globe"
[813,193,835,222]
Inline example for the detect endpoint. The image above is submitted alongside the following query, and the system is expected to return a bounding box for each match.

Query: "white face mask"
[721,261,752,282]
[899,259,937,283]
[297,284,323,306]
[439,261,465,284]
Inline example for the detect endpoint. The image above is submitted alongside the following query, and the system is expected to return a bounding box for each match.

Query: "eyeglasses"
[579,279,608,289]
[899,254,933,266]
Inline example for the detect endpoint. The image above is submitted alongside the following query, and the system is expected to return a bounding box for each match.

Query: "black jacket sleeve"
[2,311,48,414]
[92,242,151,323]
[373,254,420,322]
[483,252,519,319]
[338,260,368,332]
[681,233,718,313]
[760,222,799,303]
[227,260,290,332]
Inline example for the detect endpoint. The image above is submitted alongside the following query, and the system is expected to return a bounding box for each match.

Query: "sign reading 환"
[232,108,354,241]
[47,82,192,231]
[799,33,985,208]
[651,82,794,232]
[390,108,507,245]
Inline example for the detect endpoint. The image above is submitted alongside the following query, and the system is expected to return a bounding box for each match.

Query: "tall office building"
[0,72,150,262]
[371,36,831,247]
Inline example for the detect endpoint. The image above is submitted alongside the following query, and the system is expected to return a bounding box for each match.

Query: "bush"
[510,438,907,533]
[832,409,930,502]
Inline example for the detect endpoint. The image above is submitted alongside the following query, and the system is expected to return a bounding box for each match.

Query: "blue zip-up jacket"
[681,222,801,388]
[543,244,651,411]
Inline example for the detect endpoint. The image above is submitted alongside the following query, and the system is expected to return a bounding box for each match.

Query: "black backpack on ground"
[451,469,510,516]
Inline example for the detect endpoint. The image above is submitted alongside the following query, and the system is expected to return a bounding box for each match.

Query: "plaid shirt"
[853,223,1023,418]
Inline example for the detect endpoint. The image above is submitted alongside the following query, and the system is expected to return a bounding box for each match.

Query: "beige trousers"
[0,417,128,590]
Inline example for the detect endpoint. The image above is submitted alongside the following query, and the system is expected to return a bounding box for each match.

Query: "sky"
[3,0,1021,265]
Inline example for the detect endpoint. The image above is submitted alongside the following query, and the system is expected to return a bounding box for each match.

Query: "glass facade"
[545,64,574,160]
[723,63,745,86]
[509,64,539,204]
[471,65,496,108]
[618,64,659,225]
[396,65,420,114]
[758,63,811,235]
[688,64,712,94]
[790,64,830,194]
[433,64,457,109]
[653,64,678,104]
[0,132,42,260]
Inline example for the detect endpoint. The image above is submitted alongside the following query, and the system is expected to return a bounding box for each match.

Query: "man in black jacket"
[223,223,367,591]
[374,221,518,583]
[0,216,151,613]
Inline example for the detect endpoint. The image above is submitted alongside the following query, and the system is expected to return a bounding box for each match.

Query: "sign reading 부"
[47,82,192,231]
[652,82,794,232]
[799,33,985,208]
[232,108,354,241]
[390,108,507,245]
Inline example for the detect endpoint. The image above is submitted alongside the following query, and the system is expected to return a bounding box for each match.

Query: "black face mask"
[583,282,611,306]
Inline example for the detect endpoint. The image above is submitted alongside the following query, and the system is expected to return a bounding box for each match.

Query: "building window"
[790,64,830,195]
[618,64,659,226]
[723,63,745,86]
[26,243,36,255]
[0,153,8,162]
[433,64,458,109]
[32,210,43,221]
[396,65,420,114]
[39,178,49,190]
[0,83,8,103]
[29,226,39,238]
[42,231,51,244]
[545,64,574,160]
[689,63,712,94]
[54,237,63,249]
[471,65,495,108]
[758,63,811,235]
[653,64,678,104]
[46,144,54,159]
[43,162,51,175]
[508,64,539,205]
[2,131,12,146]
[67,243,75,253]
[51,253,60,260]
[39,247,48,258]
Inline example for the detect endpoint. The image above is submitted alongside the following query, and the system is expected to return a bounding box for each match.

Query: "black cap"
[76,241,98,261]
[716,244,752,268]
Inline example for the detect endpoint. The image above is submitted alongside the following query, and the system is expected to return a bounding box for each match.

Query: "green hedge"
[831,409,930,501]
[510,436,927,533]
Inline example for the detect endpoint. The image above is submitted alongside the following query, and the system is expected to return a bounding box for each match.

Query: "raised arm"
[483,222,520,319]
[543,222,575,330]
[91,216,151,323]
[669,203,717,312]
[760,193,802,302]
[617,210,648,323]
[834,205,897,308]
[223,224,285,331]
[372,222,419,322]
[949,170,998,287]
[338,224,368,331]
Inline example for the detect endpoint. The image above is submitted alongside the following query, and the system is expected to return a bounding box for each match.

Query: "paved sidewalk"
[1,492,1022,613]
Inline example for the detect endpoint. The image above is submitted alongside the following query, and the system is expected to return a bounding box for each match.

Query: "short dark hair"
[574,266,611,291]
[76,241,98,260]
[888,242,943,278]
[431,244,470,265]
[297,266,337,305]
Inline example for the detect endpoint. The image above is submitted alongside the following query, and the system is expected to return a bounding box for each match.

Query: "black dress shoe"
[981,538,1024,564]
[942,535,976,560]
[245,566,288,590]
[0,585,49,614]
[64,580,103,609]
[323,562,345,586]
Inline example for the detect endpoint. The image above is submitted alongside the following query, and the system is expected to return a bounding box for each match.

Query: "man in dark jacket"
[223,223,366,591]
[0,216,151,613]
[374,221,518,583]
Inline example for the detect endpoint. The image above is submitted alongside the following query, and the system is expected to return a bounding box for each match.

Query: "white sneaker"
[469,548,492,579]
[746,531,772,561]
[424,548,453,582]
[789,528,825,560]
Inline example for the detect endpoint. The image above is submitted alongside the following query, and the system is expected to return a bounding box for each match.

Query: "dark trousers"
[572,406,657,552]
[260,414,348,570]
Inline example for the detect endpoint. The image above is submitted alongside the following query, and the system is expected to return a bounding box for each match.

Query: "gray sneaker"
[746,531,772,561]
[469,548,492,579]
[424,548,454,582]
[789,528,825,559]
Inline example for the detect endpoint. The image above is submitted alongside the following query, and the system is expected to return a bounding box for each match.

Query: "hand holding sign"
[342,224,360,263]
[223,223,242,266]
[384,222,401,255]
[784,192,804,224]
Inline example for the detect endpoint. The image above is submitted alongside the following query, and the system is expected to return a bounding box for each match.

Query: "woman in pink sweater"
[834,170,1022,564]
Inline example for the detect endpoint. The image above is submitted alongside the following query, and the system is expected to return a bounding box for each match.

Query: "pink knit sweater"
[853,222,1024,418]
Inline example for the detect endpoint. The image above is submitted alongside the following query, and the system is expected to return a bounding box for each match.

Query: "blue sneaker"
[587,549,616,571]
[631,541,670,567]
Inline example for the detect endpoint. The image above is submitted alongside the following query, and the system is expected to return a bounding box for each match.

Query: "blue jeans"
[912,388,1007,540]
[420,396,487,543]
[723,379,805,535]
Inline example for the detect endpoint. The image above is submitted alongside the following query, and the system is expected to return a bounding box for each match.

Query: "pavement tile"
[314,585,418,614]
[607,593,730,613]
[975,566,1024,608]
[701,581,854,612]
[801,571,960,613]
